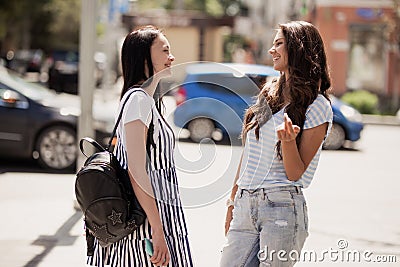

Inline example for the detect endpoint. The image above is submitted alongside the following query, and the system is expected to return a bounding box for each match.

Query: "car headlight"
[339,105,363,123]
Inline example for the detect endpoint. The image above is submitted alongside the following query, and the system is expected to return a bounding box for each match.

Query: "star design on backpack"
[108,209,123,225]
[126,219,137,231]
[92,222,115,242]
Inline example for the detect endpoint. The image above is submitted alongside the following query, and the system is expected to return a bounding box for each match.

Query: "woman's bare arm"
[278,113,328,181]
[125,120,170,266]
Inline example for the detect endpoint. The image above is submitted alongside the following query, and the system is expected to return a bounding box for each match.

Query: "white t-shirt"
[237,94,333,189]
[115,89,158,169]
[118,89,154,145]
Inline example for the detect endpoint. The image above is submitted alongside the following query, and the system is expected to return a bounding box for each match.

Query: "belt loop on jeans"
[261,188,265,200]
[239,189,243,198]
[295,186,301,194]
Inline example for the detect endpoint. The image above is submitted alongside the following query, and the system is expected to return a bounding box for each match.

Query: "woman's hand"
[150,227,170,266]
[277,113,300,143]
[224,206,234,236]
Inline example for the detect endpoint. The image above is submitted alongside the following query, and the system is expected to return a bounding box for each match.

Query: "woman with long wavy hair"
[220,21,333,267]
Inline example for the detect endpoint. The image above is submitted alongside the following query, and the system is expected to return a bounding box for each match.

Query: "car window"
[53,51,79,62]
[195,74,262,95]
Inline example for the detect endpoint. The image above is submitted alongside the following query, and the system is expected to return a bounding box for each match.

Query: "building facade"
[306,0,399,99]
[234,0,399,103]
[121,10,233,65]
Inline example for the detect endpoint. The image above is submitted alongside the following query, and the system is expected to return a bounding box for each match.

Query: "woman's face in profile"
[269,30,288,74]
[150,34,175,75]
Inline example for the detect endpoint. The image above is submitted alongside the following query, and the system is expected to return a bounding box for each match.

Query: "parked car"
[0,67,116,171]
[173,62,363,150]
[47,50,106,94]
[323,95,363,150]
[7,49,44,74]
[173,63,278,142]
[47,50,79,94]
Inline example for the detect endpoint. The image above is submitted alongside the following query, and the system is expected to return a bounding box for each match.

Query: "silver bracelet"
[226,198,234,207]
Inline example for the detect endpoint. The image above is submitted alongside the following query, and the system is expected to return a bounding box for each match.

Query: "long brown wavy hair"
[242,21,331,158]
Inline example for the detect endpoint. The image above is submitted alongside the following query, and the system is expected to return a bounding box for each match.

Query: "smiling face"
[268,30,288,75]
[150,34,175,74]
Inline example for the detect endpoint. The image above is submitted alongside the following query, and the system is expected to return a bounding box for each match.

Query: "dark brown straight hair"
[120,25,164,113]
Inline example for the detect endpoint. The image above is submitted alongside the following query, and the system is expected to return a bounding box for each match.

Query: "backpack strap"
[105,86,142,152]
[85,228,95,256]
[79,137,106,158]
[146,109,156,168]
[110,87,156,157]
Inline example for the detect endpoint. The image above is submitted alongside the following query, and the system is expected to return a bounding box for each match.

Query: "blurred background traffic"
[0,0,399,171]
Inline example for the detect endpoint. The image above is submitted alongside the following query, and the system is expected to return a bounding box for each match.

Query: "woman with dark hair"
[220,21,333,267]
[87,25,193,267]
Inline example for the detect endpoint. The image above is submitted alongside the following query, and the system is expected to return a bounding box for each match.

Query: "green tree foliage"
[341,90,379,114]
[137,0,241,16]
[0,0,80,55]
[0,0,53,53]
[45,0,80,51]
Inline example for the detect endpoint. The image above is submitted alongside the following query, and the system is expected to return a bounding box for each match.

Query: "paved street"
[1,119,399,266]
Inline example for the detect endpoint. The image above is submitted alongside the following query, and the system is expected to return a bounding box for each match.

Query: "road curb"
[362,114,400,126]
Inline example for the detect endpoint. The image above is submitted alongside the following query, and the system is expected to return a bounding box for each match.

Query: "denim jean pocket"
[266,191,295,207]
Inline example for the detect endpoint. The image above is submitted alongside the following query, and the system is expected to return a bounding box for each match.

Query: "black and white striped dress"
[87,89,194,267]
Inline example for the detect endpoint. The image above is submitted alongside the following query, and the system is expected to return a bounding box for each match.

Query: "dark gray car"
[0,67,116,170]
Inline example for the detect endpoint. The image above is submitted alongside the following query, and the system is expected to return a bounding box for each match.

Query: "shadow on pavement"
[23,210,82,267]
[322,144,362,152]
[0,157,75,174]
[338,146,361,152]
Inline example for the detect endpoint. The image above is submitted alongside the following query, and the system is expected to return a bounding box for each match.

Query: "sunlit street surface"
[0,97,399,266]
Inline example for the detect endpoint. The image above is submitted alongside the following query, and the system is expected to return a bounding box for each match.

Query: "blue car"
[173,62,363,149]
[324,95,364,149]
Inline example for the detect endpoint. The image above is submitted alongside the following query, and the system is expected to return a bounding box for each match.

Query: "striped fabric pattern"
[87,89,193,267]
[238,94,333,189]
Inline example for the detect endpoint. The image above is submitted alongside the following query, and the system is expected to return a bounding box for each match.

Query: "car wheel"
[188,118,215,142]
[35,126,77,170]
[323,123,345,150]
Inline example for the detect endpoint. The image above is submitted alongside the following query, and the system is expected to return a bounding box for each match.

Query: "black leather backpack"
[75,89,154,256]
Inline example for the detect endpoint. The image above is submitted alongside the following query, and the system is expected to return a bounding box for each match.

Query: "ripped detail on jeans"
[274,219,288,227]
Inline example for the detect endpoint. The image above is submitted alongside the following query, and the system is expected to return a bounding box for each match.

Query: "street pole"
[77,0,97,170]
[392,0,400,110]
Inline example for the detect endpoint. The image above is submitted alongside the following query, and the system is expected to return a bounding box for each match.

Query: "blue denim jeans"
[220,185,309,267]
